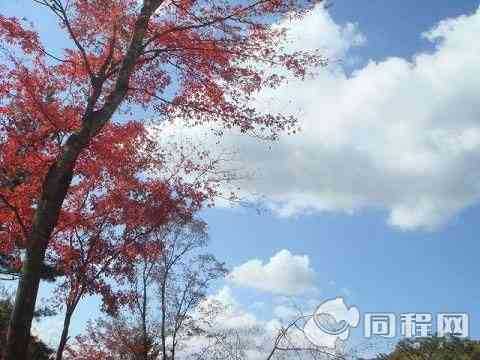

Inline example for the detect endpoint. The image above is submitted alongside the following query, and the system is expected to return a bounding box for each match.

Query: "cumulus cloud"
[228,250,316,295]
[207,286,260,329]
[156,5,480,230]
[182,286,334,360]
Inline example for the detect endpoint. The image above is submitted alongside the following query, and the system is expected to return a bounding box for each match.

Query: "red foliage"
[0,1,323,355]
[65,318,153,360]
[1,0,321,272]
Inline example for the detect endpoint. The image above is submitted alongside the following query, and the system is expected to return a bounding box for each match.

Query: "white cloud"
[31,316,63,348]
[241,5,480,230]
[205,286,260,329]
[155,5,480,230]
[228,250,316,295]
[273,304,299,319]
[182,286,332,360]
[275,4,366,56]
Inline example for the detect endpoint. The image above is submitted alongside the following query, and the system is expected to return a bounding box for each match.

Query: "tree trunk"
[3,3,157,358]
[56,307,74,360]
[141,263,148,360]
[161,275,167,360]
[4,133,84,360]
[3,242,48,360]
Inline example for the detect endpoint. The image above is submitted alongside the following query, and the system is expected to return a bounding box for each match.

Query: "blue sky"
[205,0,480,313]
[330,0,477,61]
[2,0,480,356]
[192,0,480,352]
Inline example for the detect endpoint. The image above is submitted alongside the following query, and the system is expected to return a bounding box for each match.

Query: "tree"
[66,316,159,360]
[154,220,227,360]
[65,217,227,360]
[49,124,234,360]
[378,337,480,360]
[50,123,208,360]
[0,288,55,360]
[70,292,347,360]
[0,0,323,358]
[180,305,348,360]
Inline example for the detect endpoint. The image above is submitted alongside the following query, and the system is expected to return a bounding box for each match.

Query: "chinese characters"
[364,313,468,338]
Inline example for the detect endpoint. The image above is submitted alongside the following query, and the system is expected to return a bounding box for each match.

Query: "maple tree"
[65,218,227,360]
[67,297,336,360]
[48,124,194,360]
[67,316,157,360]
[0,0,322,359]
[50,129,229,360]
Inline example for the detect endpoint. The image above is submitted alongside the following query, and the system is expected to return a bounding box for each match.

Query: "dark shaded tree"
[0,289,54,360]
[378,337,480,360]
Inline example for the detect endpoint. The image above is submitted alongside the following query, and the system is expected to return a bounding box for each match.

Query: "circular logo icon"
[304,298,359,349]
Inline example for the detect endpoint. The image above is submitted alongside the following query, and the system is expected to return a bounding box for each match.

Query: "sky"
[2,0,480,357]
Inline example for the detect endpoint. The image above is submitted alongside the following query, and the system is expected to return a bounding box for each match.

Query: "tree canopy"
[0,0,324,359]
